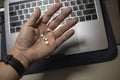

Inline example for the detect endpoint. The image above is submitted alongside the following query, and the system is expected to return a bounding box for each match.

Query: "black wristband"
[1,54,25,77]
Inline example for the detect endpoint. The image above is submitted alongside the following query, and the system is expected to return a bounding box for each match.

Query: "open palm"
[11,3,77,63]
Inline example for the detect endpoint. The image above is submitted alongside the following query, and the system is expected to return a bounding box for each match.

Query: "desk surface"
[21,46,120,80]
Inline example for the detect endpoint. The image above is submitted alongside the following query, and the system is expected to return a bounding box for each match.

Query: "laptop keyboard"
[9,0,98,33]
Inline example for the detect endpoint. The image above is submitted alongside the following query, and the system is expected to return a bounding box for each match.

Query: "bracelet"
[1,54,25,77]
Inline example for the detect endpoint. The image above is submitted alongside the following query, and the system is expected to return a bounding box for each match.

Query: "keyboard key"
[15,5,19,10]
[10,28,16,33]
[67,0,73,1]
[79,5,85,10]
[86,15,91,21]
[61,0,66,1]
[71,12,77,17]
[37,1,42,6]
[10,11,17,16]
[73,6,78,11]
[75,17,79,21]
[49,0,54,4]
[29,8,34,13]
[85,3,95,9]
[32,2,36,7]
[77,11,82,16]
[43,0,48,5]
[76,0,82,4]
[70,1,76,5]
[79,16,85,21]
[9,6,14,11]
[55,0,60,2]
[20,4,25,9]
[10,16,18,22]
[83,9,96,15]
[26,3,31,8]
[16,27,21,32]
[61,8,65,12]
[24,9,28,14]
[64,2,70,6]
[19,15,24,20]
[10,21,22,27]
[89,0,94,3]
[18,10,22,15]
[40,6,46,11]
[92,14,97,20]
[83,0,88,4]
[25,14,30,19]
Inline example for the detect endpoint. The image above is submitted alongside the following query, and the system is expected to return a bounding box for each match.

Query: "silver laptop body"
[4,0,108,55]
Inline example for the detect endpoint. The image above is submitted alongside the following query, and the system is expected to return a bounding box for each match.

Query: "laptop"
[4,0,108,55]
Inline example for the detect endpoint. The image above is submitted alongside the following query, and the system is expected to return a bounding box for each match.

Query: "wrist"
[1,54,25,77]
[8,50,31,70]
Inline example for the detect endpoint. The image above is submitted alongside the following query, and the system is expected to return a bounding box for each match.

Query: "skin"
[0,2,78,80]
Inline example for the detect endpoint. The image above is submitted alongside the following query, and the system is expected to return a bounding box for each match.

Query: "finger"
[54,18,78,39]
[48,7,72,30]
[39,2,62,24]
[26,7,41,27]
[56,29,75,46]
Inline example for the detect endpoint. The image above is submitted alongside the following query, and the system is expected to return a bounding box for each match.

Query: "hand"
[9,2,78,67]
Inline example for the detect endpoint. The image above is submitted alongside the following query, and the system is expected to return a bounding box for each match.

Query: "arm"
[0,2,77,80]
[0,54,27,80]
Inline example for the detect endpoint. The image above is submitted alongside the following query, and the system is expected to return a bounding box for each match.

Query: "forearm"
[0,62,20,80]
[0,52,30,80]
